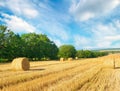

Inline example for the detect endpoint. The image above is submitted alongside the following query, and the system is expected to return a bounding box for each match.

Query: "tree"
[0,25,10,50]
[76,50,85,58]
[83,50,94,58]
[7,34,24,59]
[21,33,58,60]
[58,45,76,58]
[0,25,25,61]
[0,25,13,60]
[0,25,58,62]
[93,51,108,57]
[76,50,108,58]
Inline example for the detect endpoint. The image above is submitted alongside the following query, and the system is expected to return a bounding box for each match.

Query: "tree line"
[0,25,58,62]
[58,45,108,59]
[0,25,108,62]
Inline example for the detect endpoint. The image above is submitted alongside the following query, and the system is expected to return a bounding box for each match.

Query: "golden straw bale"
[60,58,65,61]
[68,58,73,61]
[75,57,78,60]
[114,58,120,68]
[11,57,30,71]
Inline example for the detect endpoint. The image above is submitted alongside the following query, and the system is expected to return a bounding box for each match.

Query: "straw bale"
[12,57,30,71]
[68,58,73,61]
[60,58,65,61]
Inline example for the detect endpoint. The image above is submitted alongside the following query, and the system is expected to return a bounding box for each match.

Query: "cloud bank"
[0,0,120,49]
[70,0,120,21]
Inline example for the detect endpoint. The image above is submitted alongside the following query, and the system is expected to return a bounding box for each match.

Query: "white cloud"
[37,20,69,41]
[0,0,39,18]
[52,38,62,47]
[74,20,120,49]
[74,35,91,49]
[2,13,36,33]
[92,23,117,37]
[105,35,120,41]
[0,1,5,6]
[115,20,120,29]
[91,21,120,48]
[0,0,70,43]
[22,8,38,18]
[70,0,120,21]
[49,36,63,47]
[96,41,112,48]
[70,0,120,49]
[1,0,120,49]
[79,12,94,21]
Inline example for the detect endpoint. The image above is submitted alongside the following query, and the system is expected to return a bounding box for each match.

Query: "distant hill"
[94,48,120,53]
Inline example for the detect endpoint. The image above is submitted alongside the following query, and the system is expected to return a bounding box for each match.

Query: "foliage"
[21,33,58,60]
[0,25,58,61]
[0,25,26,61]
[58,45,76,58]
[76,50,108,58]
[0,25,108,62]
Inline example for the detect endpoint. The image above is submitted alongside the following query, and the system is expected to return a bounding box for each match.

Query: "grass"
[0,54,120,91]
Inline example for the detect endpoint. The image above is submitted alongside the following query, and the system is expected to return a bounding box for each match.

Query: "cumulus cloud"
[1,0,120,49]
[1,13,36,33]
[91,21,120,48]
[70,0,120,21]
[74,20,120,49]
[105,35,120,41]
[92,23,117,37]
[115,20,120,29]
[0,1,5,6]
[0,0,70,43]
[0,0,39,18]
[50,38,63,47]
[74,35,91,49]
[37,19,69,41]
[71,0,120,49]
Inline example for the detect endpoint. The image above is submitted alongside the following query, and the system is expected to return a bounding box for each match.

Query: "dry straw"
[11,57,30,71]
[114,57,120,69]
[68,58,73,61]
[75,57,78,60]
[60,58,65,61]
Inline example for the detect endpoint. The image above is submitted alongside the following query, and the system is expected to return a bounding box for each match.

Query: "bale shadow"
[30,68,45,71]
[114,67,120,69]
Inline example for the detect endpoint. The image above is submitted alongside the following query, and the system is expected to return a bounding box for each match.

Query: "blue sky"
[0,0,120,49]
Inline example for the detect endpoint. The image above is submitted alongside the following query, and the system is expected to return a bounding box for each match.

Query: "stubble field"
[0,54,120,91]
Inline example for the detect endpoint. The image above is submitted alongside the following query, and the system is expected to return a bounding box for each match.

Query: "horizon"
[0,0,120,50]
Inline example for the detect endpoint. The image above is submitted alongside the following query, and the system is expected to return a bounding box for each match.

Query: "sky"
[0,0,120,50]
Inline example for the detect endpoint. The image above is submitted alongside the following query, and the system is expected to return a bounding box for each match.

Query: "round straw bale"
[68,58,73,61]
[60,58,65,61]
[75,57,78,60]
[12,57,30,71]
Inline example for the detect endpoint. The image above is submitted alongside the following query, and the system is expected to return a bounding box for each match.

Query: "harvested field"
[0,54,120,91]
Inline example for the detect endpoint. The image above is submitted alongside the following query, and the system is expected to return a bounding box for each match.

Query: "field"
[0,54,120,91]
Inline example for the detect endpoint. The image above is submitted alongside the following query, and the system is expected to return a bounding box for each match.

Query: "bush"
[58,45,76,58]
[76,50,108,58]
[41,57,50,61]
[0,58,9,63]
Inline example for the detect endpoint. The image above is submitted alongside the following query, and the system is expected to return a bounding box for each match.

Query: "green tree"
[76,50,108,58]
[76,50,94,58]
[0,25,58,62]
[7,34,24,59]
[93,51,108,57]
[58,45,76,58]
[76,50,84,58]
[21,33,58,60]
[0,25,13,60]
[83,50,94,58]
[0,25,10,52]
[22,33,39,59]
